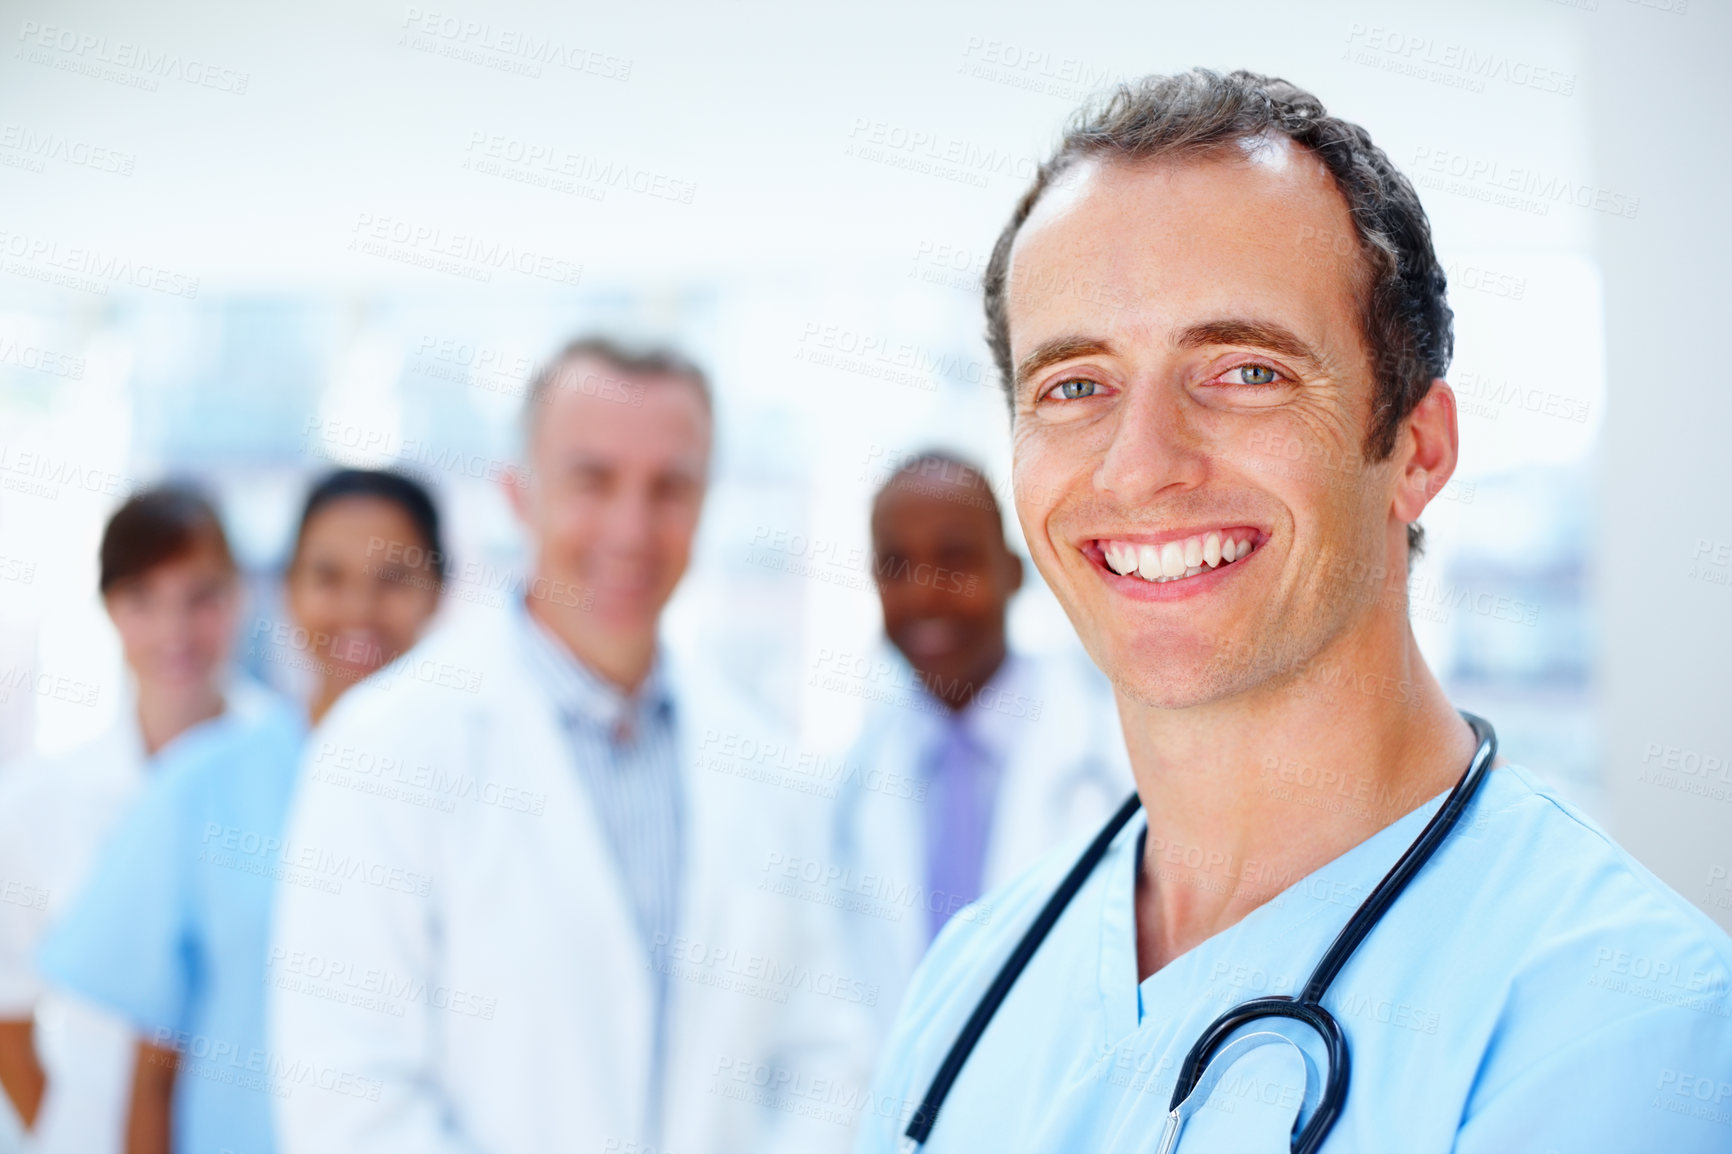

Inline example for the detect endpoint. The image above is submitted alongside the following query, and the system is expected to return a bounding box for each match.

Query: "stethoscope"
[901,711,1497,1154]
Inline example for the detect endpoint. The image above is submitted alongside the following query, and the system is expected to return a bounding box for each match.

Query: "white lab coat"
[0,681,272,1154]
[269,605,872,1154]
[829,648,1133,1037]
[0,722,139,1154]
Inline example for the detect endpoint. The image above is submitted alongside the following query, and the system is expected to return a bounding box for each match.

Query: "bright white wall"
[1585,1,1732,932]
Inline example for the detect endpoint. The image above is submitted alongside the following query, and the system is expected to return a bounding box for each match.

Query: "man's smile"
[1084,526,1267,598]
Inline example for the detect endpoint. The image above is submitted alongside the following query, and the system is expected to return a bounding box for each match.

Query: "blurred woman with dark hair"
[0,483,266,1154]
[278,468,449,725]
[35,469,445,1154]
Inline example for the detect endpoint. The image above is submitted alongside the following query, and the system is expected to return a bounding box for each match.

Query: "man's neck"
[1123,621,1477,980]
[526,592,656,695]
[308,678,348,727]
[136,684,225,757]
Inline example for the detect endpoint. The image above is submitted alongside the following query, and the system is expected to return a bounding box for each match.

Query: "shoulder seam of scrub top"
[1424,765,1732,983]
[1500,765,1732,957]
[1458,993,1725,1135]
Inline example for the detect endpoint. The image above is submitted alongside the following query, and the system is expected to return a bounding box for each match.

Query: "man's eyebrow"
[1013,336,1117,392]
[1173,319,1322,365]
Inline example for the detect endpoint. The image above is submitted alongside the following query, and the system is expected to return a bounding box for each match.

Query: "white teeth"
[1103,532,1256,585]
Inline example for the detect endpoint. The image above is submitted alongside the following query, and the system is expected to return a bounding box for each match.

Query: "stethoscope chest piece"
[1156,1029,1323,1154]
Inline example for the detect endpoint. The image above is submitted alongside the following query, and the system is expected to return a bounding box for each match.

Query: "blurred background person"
[34,469,446,1154]
[0,486,263,1154]
[269,338,867,1154]
[831,451,1131,1042]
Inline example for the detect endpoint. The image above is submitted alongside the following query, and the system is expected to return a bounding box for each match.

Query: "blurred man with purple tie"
[829,451,1131,1041]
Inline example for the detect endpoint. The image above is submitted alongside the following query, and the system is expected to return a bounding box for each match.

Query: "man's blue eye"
[1237,365,1277,385]
[1056,379,1098,400]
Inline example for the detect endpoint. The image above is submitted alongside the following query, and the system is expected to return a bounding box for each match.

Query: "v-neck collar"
[1094,787,1457,1047]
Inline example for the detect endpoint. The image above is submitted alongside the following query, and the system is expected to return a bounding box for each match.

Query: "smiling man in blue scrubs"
[856,69,1732,1154]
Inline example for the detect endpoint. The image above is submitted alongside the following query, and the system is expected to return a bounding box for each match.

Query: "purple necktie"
[923,720,1001,942]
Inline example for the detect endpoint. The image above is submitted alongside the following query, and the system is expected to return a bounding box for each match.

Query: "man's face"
[104,542,239,698]
[1006,143,1404,708]
[871,474,1023,703]
[513,356,711,634]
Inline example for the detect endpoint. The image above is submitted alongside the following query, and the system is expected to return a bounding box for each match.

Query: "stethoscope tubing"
[1296,711,1498,1004]
[902,711,1497,1153]
[901,788,1145,1147]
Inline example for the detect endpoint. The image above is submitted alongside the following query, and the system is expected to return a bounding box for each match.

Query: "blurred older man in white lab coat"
[830,452,1131,1039]
[271,338,869,1154]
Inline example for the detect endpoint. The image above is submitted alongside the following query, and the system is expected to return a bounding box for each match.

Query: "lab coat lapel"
[984,656,1126,892]
[660,662,811,1153]
[984,658,1061,892]
[662,659,752,1023]
[472,615,657,1126]
[671,661,720,961]
[853,701,937,984]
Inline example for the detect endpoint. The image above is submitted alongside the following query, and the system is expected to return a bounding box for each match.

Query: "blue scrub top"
[856,766,1732,1153]
[39,697,308,1154]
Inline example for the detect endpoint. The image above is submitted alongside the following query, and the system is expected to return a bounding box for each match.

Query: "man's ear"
[1008,550,1025,595]
[1392,378,1459,529]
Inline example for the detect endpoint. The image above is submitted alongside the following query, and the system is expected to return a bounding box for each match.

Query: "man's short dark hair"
[983,68,1452,554]
[523,335,712,439]
[872,449,1006,533]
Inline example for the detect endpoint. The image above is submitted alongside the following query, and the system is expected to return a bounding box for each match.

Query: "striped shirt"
[516,604,684,1134]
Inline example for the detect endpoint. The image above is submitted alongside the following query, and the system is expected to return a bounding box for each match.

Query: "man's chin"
[907,662,982,701]
[1109,670,1236,711]
[1092,635,1256,711]
[329,661,382,684]
[584,590,668,631]
[148,666,222,695]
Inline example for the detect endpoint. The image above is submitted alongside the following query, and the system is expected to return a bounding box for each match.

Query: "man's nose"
[598,487,656,549]
[340,574,383,620]
[902,563,958,613]
[1094,382,1207,503]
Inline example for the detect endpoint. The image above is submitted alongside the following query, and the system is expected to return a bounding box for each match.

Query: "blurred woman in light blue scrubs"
[37,469,446,1154]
